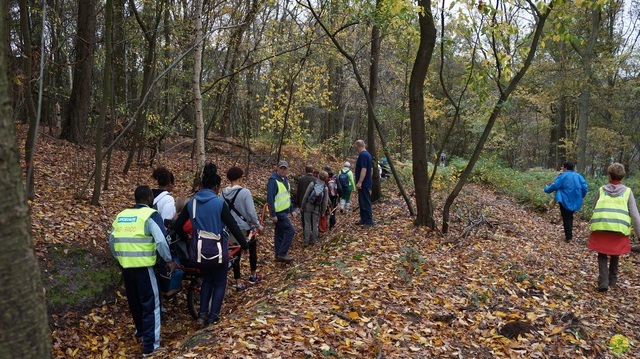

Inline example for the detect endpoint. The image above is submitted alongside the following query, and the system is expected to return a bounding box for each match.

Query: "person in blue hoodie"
[267,160,297,263]
[544,161,588,242]
[173,163,249,326]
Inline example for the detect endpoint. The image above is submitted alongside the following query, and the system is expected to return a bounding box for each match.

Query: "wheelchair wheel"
[187,277,201,319]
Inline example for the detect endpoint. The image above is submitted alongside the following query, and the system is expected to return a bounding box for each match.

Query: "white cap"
[343,162,351,168]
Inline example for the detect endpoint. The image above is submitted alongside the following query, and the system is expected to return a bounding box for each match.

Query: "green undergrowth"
[42,244,121,314]
[449,157,640,221]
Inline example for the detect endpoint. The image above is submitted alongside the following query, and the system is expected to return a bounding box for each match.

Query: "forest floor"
[26,131,640,358]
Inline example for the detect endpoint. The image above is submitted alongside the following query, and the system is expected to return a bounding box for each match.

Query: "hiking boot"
[248,274,263,285]
[206,316,220,327]
[596,286,608,293]
[236,282,247,292]
[276,255,294,263]
[355,221,364,225]
[196,313,207,326]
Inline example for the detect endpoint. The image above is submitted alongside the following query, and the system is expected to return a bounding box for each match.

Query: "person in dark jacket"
[296,165,316,231]
[174,163,249,326]
[355,140,374,227]
[544,161,588,242]
[266,160,297,263]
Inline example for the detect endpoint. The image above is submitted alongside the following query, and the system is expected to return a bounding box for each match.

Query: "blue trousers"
[358,187,373,225]
[122,267,161,354]
[199,265,228,323]
[274,212,295,257]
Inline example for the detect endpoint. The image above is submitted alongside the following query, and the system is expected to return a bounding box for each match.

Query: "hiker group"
[544,161,640,294]
[109,139,375,356]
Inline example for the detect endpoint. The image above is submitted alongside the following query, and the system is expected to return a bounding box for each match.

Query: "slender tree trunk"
[193,0,206,189]
[123,0,164,174]
[368,9,382,202]
[92,0,114,205]
[19,0,38,199]
[0,0,51,353]
[575,9,600,173]
[409,0,436,227]
[61,0,97,144]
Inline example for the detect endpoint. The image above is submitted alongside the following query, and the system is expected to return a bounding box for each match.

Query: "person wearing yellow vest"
[588,163,640,292]
[267,160,297,263]
[109,186,175,356]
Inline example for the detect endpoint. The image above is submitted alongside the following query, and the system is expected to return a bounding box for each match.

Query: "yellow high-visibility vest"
[274,180,291,212]
[112,207,157,268]
[590,187,632,235]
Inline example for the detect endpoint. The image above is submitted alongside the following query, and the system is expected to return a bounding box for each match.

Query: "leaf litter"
[24,133,640,358]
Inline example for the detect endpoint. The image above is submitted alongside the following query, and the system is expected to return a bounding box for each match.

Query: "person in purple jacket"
[544,161,588,242]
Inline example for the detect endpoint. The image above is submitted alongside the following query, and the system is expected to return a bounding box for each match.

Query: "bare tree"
[61,0,97,144]
[193,0,206,189]
[408,0,437,226]
[442,0,554,233]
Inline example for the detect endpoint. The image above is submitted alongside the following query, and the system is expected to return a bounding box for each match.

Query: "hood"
[221,185,242,197]
[602,183,628,196]
[193,188,217,203]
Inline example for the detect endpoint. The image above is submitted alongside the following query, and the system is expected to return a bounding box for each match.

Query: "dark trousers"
[358,187,373,225]
[232,233,257,279]
[559,203,574,240]
[199,265,228,323]
[598,253,619,289]
[274,212,295,257]
[122,267,161,354]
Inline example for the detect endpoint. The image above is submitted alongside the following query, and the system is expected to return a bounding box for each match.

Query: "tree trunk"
[123,0,164,175]
[0,0,51,353]
[575,9,600,173]
[92,0,114,205]
[61,0,97,144]
[409,0,436,227]
[368,10,382,202]
[193,0,206,189]
[19,0,38,199]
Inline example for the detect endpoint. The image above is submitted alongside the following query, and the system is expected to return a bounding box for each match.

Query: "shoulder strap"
[224,188,250,224]
[153,191,168,205]
[192,198,197,219]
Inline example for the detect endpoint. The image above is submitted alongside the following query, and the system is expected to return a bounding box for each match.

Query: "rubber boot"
[597,253,609,292]
[609,255,619,288]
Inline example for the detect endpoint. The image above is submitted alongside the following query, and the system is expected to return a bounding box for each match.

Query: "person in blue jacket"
[544,161,588,242]
[173,163,249,326]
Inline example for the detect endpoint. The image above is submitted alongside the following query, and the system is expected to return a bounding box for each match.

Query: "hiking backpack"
[327,177,339,197]
[307,183,325,206]
[338,170,350,190]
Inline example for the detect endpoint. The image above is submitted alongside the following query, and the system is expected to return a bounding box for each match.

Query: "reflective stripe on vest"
[112,207,158,268]
[274,180,291,212]
[590,187,632,235]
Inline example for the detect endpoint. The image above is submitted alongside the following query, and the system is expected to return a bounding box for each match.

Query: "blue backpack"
[188,199,228,268]
[338,170,351,190]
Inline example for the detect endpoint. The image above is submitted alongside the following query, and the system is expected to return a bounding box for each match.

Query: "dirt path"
[49,182,640,358]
